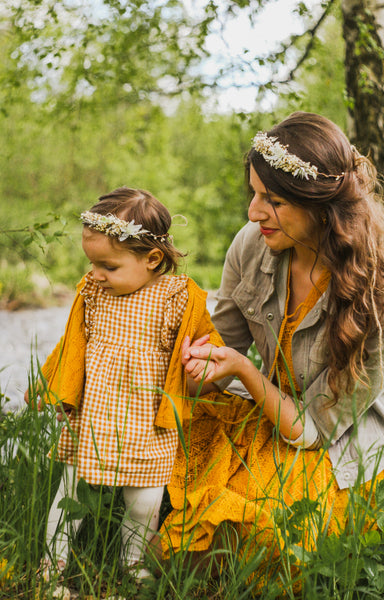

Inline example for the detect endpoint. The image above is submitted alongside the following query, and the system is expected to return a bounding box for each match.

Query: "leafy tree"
[193,0,384,171]
[341,0,384,168]
[1,0,383,306]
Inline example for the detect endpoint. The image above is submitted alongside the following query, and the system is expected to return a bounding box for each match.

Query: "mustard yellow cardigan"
[41,275,224,429]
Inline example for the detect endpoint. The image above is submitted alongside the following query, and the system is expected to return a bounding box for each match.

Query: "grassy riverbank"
[2,384,384,599]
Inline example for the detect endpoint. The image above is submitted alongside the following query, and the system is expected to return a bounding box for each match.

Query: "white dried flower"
[252,132,319,180]
[80,211,150,240]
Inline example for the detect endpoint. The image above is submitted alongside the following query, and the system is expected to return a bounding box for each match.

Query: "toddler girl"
[29,187,223,582]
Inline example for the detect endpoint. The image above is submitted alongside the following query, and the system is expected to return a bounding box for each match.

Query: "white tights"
[45,464,164,570]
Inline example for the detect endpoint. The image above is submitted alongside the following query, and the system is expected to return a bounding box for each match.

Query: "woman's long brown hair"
[246,111,384,401]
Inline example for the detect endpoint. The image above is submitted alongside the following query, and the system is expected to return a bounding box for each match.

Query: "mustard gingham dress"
[55,272,188,487]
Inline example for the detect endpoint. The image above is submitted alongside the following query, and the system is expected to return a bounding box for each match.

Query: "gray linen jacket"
[212,221,384,489]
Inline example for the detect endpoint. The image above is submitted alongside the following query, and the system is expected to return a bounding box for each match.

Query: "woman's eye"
[269,200,282,208]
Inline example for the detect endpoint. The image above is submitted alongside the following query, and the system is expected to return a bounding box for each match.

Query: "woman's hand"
[181,335,210,365]
[184,340,305,440]
[183,340,247,383]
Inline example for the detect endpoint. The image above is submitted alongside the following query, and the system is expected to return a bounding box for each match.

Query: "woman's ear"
[146,248,164,270]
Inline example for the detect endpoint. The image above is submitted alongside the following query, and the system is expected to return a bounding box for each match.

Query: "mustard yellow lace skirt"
[160,392,384,588]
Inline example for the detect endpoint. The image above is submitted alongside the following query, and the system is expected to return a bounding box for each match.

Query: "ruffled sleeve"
[160,274,189,351]
[79,272,99,341]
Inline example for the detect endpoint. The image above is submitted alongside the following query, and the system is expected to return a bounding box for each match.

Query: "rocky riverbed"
[1,296,217,413]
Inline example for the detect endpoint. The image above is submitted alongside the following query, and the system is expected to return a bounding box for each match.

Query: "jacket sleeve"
[211,227,255,391]
[194,305,224,347]
[305,328,384,444]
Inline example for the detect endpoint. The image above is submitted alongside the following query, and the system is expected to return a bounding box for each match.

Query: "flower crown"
[80,211,169,242]
[252,132,344,181]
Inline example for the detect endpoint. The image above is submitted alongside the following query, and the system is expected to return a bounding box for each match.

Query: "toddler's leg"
[45,464,82,568]
[121,486,164,576]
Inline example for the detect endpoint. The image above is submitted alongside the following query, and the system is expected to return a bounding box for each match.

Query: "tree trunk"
[341,0,384,173]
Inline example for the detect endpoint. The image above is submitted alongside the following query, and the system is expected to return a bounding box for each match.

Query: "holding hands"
[182,335,303,440]
[182,335,247,384]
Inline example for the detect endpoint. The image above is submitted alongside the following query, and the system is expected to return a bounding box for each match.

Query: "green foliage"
[0,0,252,303]
[0,0,353,307]
[1,0,209,111]
[0,385,63,589]
[269,5,348,129]
[0,93,251,303]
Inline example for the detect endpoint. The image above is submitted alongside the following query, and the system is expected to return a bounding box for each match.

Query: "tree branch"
[275,0,337,84]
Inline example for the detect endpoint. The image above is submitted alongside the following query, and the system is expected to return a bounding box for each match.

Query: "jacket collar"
[259,248,290,316]
[259,246,330,325]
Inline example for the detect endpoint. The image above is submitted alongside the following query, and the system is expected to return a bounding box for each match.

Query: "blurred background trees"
[0,0,382,307]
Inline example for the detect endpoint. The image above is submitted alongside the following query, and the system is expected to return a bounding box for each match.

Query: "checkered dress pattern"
[55,273,188,487]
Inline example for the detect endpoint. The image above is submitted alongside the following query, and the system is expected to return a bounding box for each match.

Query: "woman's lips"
[260,225,278,236]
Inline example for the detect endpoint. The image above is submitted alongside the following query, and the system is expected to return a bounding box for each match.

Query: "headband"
[252,132,344,181]
[80,211,169,242]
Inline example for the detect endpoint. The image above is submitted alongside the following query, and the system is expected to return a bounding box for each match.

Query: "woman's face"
[248,166,320,254]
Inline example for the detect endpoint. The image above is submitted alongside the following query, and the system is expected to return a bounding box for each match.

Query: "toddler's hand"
[56,402,73,422]
[182,335,217,382]
[188,345,246,382]
[24,380,44,411]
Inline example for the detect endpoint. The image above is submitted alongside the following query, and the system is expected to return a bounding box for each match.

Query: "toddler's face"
[82,228,158,296]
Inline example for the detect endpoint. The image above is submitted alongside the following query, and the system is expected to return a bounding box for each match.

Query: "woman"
[159,112,384,589]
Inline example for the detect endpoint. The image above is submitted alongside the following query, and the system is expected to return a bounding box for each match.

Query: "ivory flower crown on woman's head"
[252,132,344,181]
[80,211,169,242]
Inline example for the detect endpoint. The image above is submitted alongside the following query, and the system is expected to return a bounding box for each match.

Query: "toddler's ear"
[147,248,164,270]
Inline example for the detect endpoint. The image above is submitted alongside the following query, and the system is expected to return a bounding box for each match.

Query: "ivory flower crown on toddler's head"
[252,132,344,181]
[80,211,169,242]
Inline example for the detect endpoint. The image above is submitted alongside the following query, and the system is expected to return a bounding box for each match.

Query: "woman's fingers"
[185,358,206,376]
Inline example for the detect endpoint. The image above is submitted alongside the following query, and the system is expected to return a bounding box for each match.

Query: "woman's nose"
[248,194,267,222]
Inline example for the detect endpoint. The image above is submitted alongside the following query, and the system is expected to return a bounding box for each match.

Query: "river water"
[0,297,217,413]
[0,305,71,412]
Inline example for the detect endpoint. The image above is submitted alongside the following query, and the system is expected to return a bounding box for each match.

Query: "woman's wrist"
[232,351,257,381]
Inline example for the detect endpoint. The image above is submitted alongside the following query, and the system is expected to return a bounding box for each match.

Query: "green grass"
[2,369,384,599]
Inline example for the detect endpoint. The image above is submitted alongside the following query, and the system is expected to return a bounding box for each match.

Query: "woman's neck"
[291,245,323,279]
[288,247,325,318]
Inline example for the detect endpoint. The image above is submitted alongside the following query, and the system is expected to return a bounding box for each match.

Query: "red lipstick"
[260,226,277,236]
